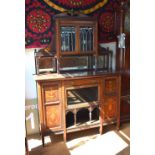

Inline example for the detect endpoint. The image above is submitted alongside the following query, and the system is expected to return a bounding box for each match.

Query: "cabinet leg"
[117,120,120,131]
[99,108,104,135]
[99,115,103,134]
[63,131,67,142]
[25,137,29,155]
[100,118,103,135]
[100,125,103,135]
[117,111,120,131]
[41,133,45,147]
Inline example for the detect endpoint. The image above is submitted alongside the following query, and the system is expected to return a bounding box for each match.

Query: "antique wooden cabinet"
[34,13,121,146]
[34,73,121,146]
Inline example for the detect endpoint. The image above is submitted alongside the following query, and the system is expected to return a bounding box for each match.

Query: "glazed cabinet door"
[42,82,63,131]
[55,17,98,57]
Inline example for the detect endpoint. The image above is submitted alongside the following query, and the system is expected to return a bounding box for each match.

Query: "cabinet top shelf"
[34,70,120,81]
[54,12,97,21]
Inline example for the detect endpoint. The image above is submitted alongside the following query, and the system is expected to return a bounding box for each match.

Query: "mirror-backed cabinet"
[34,13,121,146]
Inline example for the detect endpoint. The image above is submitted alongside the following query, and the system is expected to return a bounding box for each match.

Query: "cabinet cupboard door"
[45,104,61,129]
[104,96,117,119]
[42,82,62,130]
[102,77,120,120]
[44,84,60,103]
[56,17,98,56]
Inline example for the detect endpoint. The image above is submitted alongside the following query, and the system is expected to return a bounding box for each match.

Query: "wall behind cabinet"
[25,49,40,135]
[100,42,116,71]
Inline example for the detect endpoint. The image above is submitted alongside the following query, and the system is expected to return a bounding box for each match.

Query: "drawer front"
[104,78,117,95]
[43,83,60,103]
[64,78,100,87]
[45,104,61,129]
[103,96,117,119]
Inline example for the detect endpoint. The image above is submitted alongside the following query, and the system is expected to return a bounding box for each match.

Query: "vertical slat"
[95,22,98,56]
[71,28,73,51]
[62,82,67,141]
[56,19,60,58]
[76,26,80,54]
[37,82,45,146]
[99,78,103,134]
[73,109,77,126]
[89,107,92,122]
[86,28,88,51]
[117,75,121,130]
[67,30,70,51]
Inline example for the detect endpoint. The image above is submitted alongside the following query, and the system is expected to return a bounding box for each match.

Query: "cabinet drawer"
[104,78,117,94]
[43,83,60,103]
[64,78,100,87]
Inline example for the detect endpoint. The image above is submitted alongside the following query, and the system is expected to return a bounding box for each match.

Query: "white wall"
[25,48,38,99]
[25,48,40,135]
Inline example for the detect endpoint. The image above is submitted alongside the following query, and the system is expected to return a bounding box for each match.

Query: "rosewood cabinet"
[34,13,121,146]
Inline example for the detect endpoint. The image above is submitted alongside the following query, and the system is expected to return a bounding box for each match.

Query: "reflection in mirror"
[59,56,89,71]
[36,57,57,74]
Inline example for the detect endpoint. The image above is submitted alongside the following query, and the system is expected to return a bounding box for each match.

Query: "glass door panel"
[60,26,76,52]
[67,86,98,106]
[80,27,93,52]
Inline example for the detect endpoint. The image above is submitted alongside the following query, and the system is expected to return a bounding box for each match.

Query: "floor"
[27,122,130,155]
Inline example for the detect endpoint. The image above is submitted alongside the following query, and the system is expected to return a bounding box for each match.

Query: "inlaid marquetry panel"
[44,85,59,103]
[104,96,117,118]
[45,105,61,128]
[105,78,117,94]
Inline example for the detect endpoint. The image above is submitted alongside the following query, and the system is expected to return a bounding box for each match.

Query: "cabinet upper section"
[55,14,98,57]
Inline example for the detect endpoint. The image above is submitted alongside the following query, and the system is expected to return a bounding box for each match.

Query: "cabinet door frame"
[41,81,63,131]
[102,76,121,122]
[56,18,98,57]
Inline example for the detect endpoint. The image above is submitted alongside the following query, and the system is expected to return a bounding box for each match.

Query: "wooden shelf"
[67,101,99,110]
[53,119,117,135]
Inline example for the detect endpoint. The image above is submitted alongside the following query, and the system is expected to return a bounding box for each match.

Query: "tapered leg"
[25,137,29,155]
[42,133,45,147]
[117,117,120,131]
[99,107,104,135]
[99,118,103,135]
[63,128,67,142]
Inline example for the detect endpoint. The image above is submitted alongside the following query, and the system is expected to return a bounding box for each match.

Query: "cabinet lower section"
[35,73,121,146]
